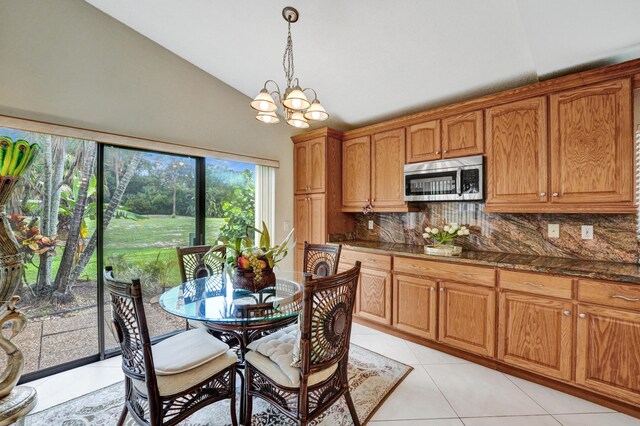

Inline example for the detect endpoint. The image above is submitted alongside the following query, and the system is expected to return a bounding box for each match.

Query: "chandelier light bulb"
[283,87,310,111]
[256,111,280,124]
[304,100,329,121]
[250,89,278,112]
[287,111,309,128]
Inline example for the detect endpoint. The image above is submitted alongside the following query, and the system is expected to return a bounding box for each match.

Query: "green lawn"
[24,216,227,287]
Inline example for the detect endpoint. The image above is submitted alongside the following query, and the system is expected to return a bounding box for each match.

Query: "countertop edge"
[332,241,640,285]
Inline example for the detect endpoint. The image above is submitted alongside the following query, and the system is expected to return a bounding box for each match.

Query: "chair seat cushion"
[153,328,229,375]
[245,350,337,388]
[247,324,299,382]
[134,350,237,396]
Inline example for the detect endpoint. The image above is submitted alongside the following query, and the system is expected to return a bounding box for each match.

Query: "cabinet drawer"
[578,279,640,312]
[340,249,392,271]
[499,270,573,299]
[394,256,495,287]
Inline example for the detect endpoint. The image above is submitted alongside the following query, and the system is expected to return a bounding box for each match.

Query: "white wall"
[0,0,295,268]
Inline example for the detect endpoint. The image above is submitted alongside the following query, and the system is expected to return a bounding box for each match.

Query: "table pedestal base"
[0,386,37,425]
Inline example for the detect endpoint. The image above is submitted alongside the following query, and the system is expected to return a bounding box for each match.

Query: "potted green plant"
[422,223,470,256]
[207,222,295,292]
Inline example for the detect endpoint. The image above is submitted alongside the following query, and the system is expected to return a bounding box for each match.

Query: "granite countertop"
[333,240,640,285]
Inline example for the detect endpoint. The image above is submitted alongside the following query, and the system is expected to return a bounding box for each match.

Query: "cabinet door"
[308,137,326,193]
[358,268,392,325]
[295,244,305,274]
[486,97,548,206]
[294,142,309,194]
[393,274,437,340]
[438,281,495,357]
[441,110,484,158]
[308,193,326,244]
[550,79,633,205]
[371,128,406,209]
[342,136,371,210]
[576,304,640,405]
[498,292,573,381]
[406,120,441,163]
[294,195,310,244]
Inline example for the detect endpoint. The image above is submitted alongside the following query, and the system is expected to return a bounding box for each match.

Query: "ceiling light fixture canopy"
[250,6,328,127]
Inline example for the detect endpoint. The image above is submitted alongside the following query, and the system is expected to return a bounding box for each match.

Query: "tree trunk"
[53,142,96,296]
[36,135,52,291]
[68,152,141,287]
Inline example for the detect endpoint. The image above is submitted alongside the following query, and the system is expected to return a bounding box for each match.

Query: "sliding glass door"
[102,146,196,350]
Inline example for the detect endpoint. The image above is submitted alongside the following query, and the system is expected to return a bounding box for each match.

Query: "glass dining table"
[159,271,304,361]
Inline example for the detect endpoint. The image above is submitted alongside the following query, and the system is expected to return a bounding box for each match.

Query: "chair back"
[177,245,225,282]
[303,242,342,277]
[299,261,361,375]
[104,266,156,388]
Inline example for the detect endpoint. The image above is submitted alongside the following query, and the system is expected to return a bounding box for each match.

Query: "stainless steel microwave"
[403,155,483,202]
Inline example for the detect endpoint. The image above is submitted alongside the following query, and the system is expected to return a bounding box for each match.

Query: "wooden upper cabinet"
[486,97,548,207]
[550,78,633,205]
[307,137,326,193]
[342,136,371,210]
[294,137,325,194]
[441,110,484,158]
[406,120,441,163]
[294,142,309,194]
[371,129,406,209]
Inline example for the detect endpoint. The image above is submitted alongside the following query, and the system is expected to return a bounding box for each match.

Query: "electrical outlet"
[283,220,290,232]
[368,220,374,230]
[582,225,594,240]
[548,224,560,238]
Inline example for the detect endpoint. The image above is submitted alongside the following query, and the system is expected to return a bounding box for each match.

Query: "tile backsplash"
[352,202,639,263]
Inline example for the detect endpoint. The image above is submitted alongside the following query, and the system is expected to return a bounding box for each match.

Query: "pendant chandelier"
[250,7,328,128]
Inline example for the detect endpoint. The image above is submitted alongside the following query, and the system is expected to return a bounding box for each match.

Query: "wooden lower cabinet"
[576,304,640,405]
[393,274,437,340]
[358,267,392,325]
[438,281,495,357]
[498,292,573,380]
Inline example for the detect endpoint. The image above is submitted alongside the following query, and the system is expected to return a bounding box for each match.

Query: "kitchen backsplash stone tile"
[352,202,639,263]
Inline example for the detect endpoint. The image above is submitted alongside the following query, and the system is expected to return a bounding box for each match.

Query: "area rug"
[18,344,412,425]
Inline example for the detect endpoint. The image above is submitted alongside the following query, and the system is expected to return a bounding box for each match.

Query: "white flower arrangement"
[422,223,470,247]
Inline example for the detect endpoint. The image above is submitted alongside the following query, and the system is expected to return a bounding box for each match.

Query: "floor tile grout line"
[420,363,463,420]
[503,372,552,416]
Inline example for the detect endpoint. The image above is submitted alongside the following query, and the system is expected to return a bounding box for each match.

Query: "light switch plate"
[283,221,290,232]
[582,225,594,240]
[548,224,560,238]
[368,220,374,230]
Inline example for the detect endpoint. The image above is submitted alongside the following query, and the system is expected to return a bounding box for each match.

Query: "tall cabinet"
[292,128,354,271]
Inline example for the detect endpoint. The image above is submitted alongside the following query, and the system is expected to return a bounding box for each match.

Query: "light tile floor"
[23,322,640,425]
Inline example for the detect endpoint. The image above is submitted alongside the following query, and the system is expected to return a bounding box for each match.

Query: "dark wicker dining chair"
[244,262,362,426]
[302,241,342,277]
[176,245,225,282]
[177,245,226,330]
[104,266,238,426]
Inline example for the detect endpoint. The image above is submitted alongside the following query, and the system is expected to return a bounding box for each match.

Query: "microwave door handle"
[456,168,462,196]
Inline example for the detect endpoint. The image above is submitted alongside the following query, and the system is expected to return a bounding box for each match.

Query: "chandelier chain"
[282,20,295,89]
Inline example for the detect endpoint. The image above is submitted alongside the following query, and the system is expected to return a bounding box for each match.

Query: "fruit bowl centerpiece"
[207,222,294,293]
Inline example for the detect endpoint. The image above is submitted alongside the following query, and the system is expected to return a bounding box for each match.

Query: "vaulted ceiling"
[84,0,640,130]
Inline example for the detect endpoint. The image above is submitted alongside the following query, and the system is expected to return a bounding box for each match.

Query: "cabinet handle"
[440,287,445,293]
[435,150,440,154]
[524,281,544,288]
[563,310,571,316]
[579,313,587,319]
[444,150,448,153]
[552,192,559,197]
[540,192,546,196]
[430,287,435,292]
[611,295,639,302]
